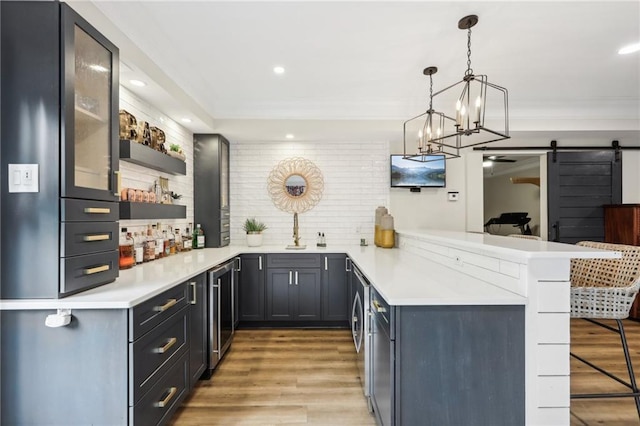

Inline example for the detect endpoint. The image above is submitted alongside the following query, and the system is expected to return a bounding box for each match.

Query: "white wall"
[118,87,194,235]
[483,162,541,236]
[230,141,389,246]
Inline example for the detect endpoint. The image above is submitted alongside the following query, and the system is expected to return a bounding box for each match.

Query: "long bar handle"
[154,337,177,354]
[372,299,386,313]
[113,170,121,197]
[83,234,110,242]
[259,255,263,271]
[345,257,352,272]
[324,256,328,271]
[83,264,110,275]
[190,282,197,304]
[289,270,292,285]
[83,207,111,214]
[155,387,177,408]
[295,270,299,285]
[154,298,177,312]
[236,257,242,272]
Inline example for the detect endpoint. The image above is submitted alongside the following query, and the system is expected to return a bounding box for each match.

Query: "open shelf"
[119,202,186,220]
[119,139,187,175]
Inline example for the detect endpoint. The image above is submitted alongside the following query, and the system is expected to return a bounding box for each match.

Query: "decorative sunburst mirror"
[268,157,324,248]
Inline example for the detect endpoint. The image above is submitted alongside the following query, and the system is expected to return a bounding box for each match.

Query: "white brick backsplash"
[231,141,389,246]
[118,87,194,236]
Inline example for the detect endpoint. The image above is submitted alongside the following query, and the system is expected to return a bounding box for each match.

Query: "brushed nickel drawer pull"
[190,282,197,304]
[223,236,230,241]
[83,264,110,275]
[114,170,121,197]
[154,298,177,312]
[155,337,177,354]
[155,387,177,408]
[372,300,386,313]
[223,223,230,228]
[83,207,110,214]
[83,234,110,242]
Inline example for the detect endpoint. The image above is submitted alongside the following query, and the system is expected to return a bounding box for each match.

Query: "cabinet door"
[322,254,349,322]
[61,4,119,202]
[266,268,294,320]
[188,273,207,389]
[233,259,240,328]
[239,254,266,321]
[295,269,322,321]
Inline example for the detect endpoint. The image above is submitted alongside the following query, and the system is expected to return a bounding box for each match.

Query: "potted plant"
[168,143,186,161]
[243,217,267,247]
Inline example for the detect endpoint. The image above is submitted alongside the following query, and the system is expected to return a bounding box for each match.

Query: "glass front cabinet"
[1,1,119,298]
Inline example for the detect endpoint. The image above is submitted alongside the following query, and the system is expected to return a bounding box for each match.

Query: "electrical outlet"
[8,164,39,193]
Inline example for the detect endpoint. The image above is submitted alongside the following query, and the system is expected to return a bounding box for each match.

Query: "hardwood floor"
[170,329,376,425]
[171,321,640,425]
[571,319,640,425]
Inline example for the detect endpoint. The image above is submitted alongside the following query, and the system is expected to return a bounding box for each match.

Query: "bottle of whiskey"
[144,224,156,262]
[154,223,164,258]
[174,228,183,252]
[118,227,134,270]
[132,231,144,265]
[183,227,192,251]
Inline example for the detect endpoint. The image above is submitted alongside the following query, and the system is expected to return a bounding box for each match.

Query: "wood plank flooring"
[171,321,640,425]
[170,329,375,425]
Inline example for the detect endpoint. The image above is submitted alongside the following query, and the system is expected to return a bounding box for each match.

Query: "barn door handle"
[552,221,560,242]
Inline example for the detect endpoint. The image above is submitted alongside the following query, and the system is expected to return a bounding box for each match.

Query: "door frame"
[466,150,548,239]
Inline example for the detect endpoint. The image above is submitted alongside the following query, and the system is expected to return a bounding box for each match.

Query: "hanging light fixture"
[403,66,460,162]
[433,14,510,150]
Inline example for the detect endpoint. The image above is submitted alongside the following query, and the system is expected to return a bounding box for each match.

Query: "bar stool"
[570,241,640,418]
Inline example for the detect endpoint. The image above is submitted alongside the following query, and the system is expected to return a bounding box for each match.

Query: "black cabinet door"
[295,269,322,321]
[61,4,119,202]
[266,268,295,320]
[239,254,265,321]
[322,254,349,322]
[188,273,207,389]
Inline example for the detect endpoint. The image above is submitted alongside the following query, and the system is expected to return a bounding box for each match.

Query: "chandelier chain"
[428,74,433,111]
[465,27,473,76]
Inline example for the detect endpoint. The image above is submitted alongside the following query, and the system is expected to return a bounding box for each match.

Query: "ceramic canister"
[375,206,388,247]
[380,213,395,249]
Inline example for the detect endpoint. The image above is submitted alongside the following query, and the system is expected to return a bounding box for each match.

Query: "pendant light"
[433,15,510,150]
[403,66,460,162]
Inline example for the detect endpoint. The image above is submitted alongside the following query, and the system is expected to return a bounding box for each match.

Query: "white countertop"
[0,232,617,310]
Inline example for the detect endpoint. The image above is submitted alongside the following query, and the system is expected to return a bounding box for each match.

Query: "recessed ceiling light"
[129,79,146,87]
[181,118,192,123]
[273,66,285,75]
[285,134,294,139]
[618,42,640,55]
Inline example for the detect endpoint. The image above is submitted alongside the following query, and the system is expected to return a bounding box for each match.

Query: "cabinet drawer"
[59,250,118,296]
[132,351,188,426]
[267,254,321,269]
[61,198,119,222]
[130,284,189,341]
[220,209,231,220]
[61,221,118,257]
[131,306,188,404]
[220,231,230,246]
[220,218,230,233]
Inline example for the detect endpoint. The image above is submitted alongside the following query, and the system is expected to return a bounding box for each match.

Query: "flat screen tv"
[390,154,446,188]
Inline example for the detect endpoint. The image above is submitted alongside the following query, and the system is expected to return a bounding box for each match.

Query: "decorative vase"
[246,232,263,247]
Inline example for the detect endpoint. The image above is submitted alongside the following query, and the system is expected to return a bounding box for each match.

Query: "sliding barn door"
[547,151,622,243]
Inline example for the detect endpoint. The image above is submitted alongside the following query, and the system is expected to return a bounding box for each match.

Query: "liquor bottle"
[174,228,183,252]
[193,224,205,249]
[168,226,176,255]
[144,224,156,262]
[162,229,170,257]
[132,231,144,265]
[154,223,164,258]
[183,227,192,251]
[118,227,134,270]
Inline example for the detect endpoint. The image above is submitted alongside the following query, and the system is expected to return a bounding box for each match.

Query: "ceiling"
[70,1,640,144]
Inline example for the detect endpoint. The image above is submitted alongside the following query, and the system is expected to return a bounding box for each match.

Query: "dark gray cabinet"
[266,268,322,321]
[238,254,266,321]
[369,287,526,426]
[193,134,230,247]
[1,1,119,298]
[188,273,208,389]
[321,254,350,322]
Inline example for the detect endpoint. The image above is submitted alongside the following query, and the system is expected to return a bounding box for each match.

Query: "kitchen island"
[0,230,617,425]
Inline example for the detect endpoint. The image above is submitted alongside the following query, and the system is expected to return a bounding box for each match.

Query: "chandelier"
[403,15,510,161]
[403,67,460,163]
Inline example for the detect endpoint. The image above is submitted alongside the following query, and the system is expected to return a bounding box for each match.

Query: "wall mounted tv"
[390,155,446,188]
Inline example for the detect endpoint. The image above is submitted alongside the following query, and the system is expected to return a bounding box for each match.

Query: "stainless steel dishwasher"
[370,287,393,426]
[208,259,235,372]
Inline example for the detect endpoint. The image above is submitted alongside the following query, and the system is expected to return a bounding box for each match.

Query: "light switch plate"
[8,164,39,193]
[447,191,459,201]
